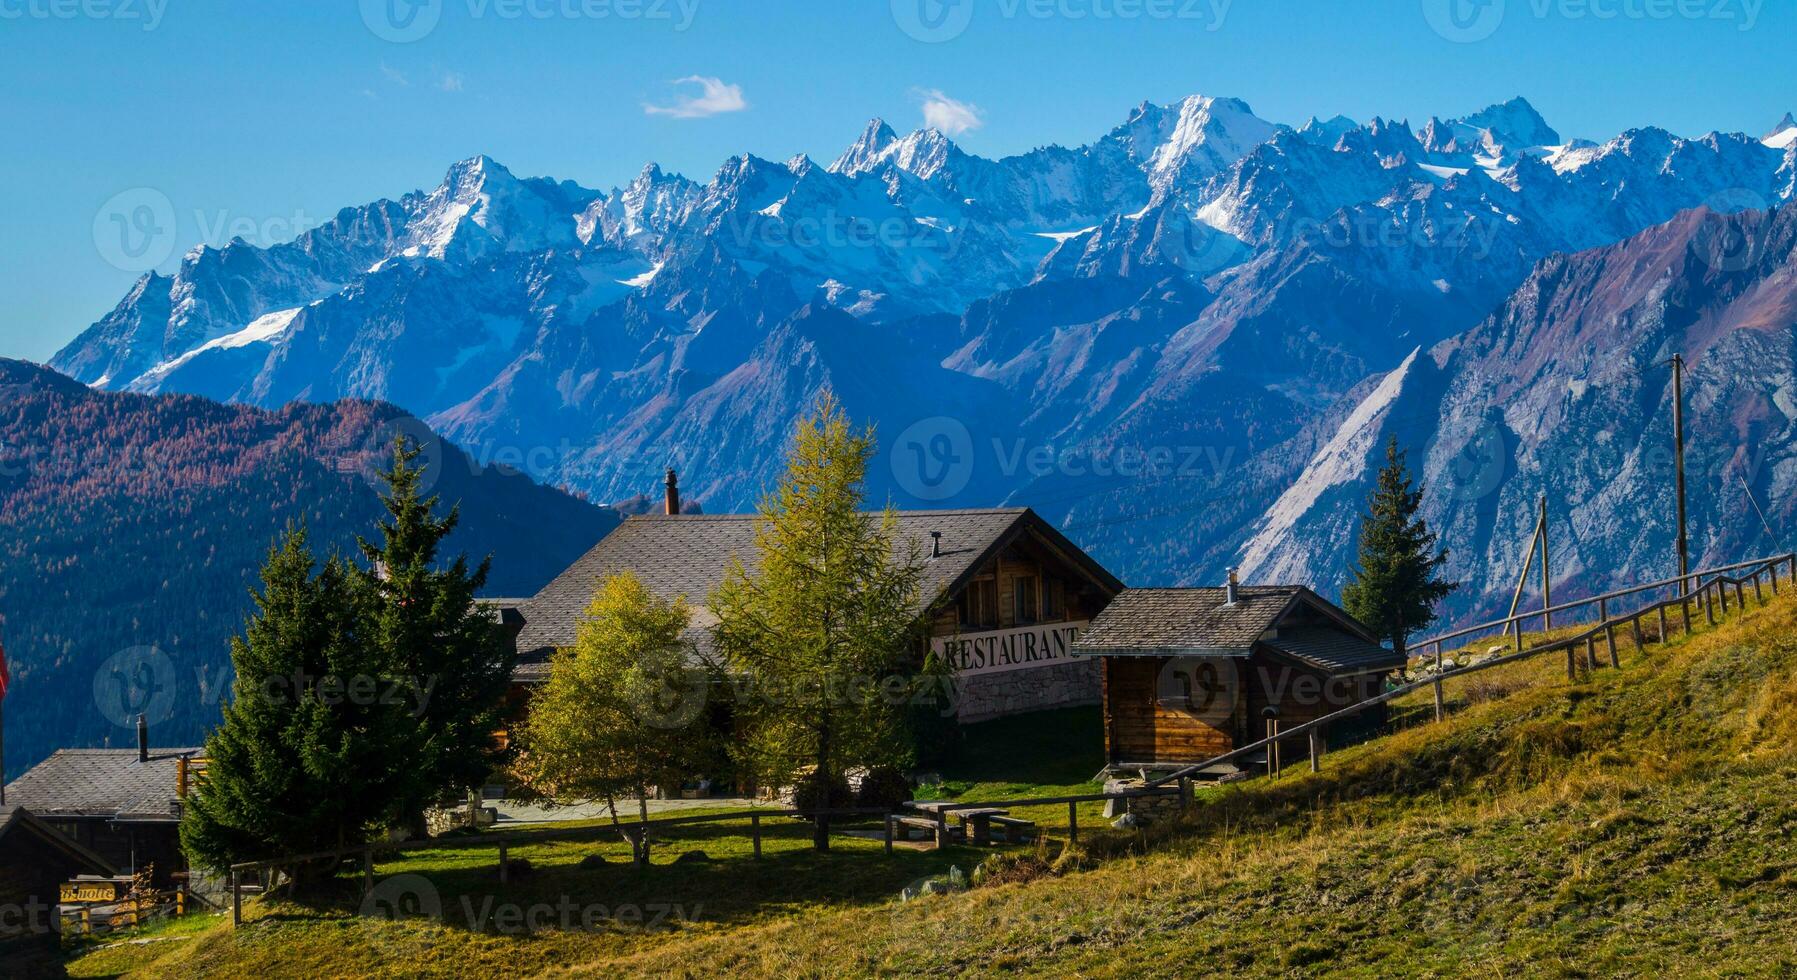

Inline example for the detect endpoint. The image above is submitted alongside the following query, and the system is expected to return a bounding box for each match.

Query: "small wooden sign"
[59,879,125,905]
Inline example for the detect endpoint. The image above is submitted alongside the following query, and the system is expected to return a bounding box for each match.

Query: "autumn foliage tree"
[710,392,924,850]
[511,572,708,859]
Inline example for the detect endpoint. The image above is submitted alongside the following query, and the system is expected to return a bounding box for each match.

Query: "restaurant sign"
[931,621,1089,678]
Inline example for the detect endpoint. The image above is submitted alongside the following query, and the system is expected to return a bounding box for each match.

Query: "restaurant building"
[505,475,1125,724]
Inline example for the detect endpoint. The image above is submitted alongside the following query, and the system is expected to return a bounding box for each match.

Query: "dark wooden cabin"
[0,805,114,946]
[1073,579,1402,775]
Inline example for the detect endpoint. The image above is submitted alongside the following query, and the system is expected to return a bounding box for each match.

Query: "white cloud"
[916,89,983,136]
[437,71,464,93]
[380,62,410,87]
[643,76,748,119]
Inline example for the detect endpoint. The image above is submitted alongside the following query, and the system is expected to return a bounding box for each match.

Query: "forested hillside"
[0,360,619,775]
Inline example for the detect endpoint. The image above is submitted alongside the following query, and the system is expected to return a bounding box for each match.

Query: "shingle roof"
[1262,626,1405,674]
[1073,587,1302,655]
[510,508,1121,680]
[2,749,203,822]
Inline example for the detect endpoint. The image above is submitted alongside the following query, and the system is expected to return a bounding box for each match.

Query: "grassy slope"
[73,598,1797,976]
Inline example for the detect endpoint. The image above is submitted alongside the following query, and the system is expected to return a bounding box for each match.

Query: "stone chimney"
[1225,567,1240,606]
[664,468,681,516]
[930,530,942,559]
[137,713,149,763]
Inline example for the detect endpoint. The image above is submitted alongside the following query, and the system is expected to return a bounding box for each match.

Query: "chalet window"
[1014,575,1039,623]
[1043,577,1066,620]
[961,579,998,628]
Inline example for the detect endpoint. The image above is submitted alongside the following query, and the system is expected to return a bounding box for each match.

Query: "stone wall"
[1101,778,1188,824]
[954,658,1101,723]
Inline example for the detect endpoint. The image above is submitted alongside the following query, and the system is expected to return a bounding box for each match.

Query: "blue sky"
[3,0,1792,361]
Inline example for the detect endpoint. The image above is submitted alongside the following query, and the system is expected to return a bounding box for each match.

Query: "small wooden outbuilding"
[0,805,115,946]
[1073,577,1402,775]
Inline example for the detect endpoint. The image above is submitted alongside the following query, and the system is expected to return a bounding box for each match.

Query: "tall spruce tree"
[511,572,709,859]
[356,439,516,835]
[180,530,418,889]
[711,392,925,850]
[1341,438,1460,659]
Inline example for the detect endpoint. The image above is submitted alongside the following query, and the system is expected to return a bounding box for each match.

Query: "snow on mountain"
[46,94,1797,614]
[1766,112,1797,150]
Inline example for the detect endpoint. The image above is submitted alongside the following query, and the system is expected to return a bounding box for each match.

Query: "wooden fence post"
[883,814,893,855]
[1657,605,1668,643]
[1753,571,1765,605]
[1585,636,1599,672]
[1566,644,1577,681]
[1179,776,1192,813]
[1630,616,1644,653]
[752,813,763,860]
[1067,802,1079,846]
[1736,580,1747,609]
[1432,677,1445,722]
[1706,586,1717,626]
[1600,598,1617,665]
[1309,728,1323,773]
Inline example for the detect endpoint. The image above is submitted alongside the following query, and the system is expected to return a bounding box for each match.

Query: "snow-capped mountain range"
[48,95,1797,620]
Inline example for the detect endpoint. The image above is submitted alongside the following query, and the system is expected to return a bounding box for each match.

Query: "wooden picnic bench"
[899,801,1032,847]
[888,814,955,846]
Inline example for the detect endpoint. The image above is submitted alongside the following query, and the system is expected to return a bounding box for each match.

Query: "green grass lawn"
[66,595,1797,976]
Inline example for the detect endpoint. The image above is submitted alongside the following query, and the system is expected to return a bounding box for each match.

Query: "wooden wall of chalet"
[924,536,1102,641]
[1242,654,1383,734]
[1101,657,1239,765]
[1102,649,1387,765]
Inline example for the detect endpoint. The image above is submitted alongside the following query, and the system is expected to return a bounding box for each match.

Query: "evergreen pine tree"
[180,530,417,890]
[356,438,516,834]
[710,392,925,851]
[1341,438,1460,659]
[511,572,708,859]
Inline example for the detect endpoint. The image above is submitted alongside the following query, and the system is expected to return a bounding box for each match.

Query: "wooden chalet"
[505,475,1124,724]
[1073,574,1402,775]
[1,726,202,888]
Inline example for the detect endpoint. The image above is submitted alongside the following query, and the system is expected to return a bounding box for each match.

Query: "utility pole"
[1671,354,1690,591]
[1539,494,1553,632]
